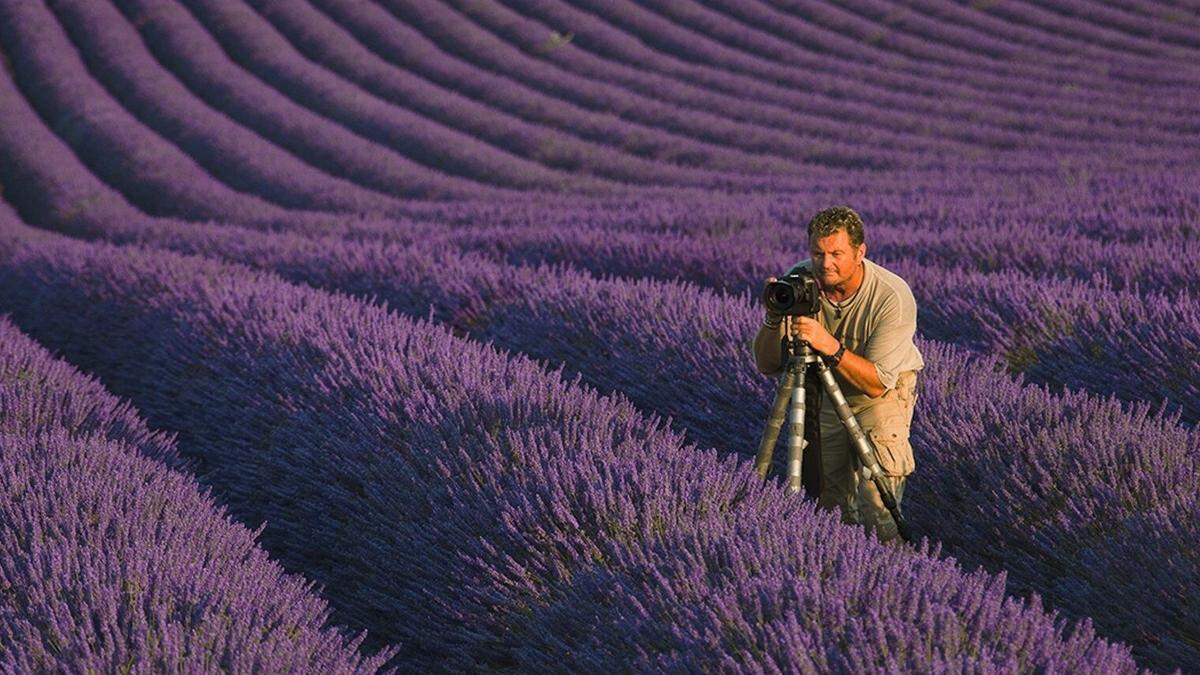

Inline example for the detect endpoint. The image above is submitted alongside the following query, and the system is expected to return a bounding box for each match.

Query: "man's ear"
[859,243,867,260]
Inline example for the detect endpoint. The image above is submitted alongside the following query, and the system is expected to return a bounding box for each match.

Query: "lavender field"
[0,0,1197,671]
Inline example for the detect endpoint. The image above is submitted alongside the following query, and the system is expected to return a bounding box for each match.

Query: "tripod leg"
[753,365,795,480]
[813,360,912,543]
[785,357,808,494]
[801,363,823,500]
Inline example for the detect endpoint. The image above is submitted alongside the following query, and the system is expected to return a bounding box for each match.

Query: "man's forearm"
[832,347,885,398]
[752,322,784,374]
[754,320,886,397]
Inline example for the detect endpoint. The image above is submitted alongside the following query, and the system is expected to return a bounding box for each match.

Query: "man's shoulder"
[784,258,811,275]
[865,258,915,305]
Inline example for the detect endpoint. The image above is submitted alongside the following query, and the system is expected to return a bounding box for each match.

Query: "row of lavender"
[3,52,1195,424]
[88,0,1200,155]
[93,0,1200,172]
[11,1,1200,254]
[1,92,1195,665]
[333,0,998,159]
[435,221,1200,424]
[6,0,1196,234]
[0,0,517,220]
[278,0,958,168]
[1,9,1192,253]
[273,0,1200,155]
[177,0,821,176]
[0,215,1145,672]
[41,210,1200,670]
[114,0,1200,171]
[0,0,847,221]
[2,0,1190,241]
[0,232,390,670]
[111,0,776,189]
[697,0,1200,80]
[3,0,1197,232]
[453,0,1197,135]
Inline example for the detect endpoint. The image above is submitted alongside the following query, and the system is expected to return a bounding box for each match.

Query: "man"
[751,206,924,544]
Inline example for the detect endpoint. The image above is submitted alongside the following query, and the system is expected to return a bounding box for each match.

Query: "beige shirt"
[781,257,924,412]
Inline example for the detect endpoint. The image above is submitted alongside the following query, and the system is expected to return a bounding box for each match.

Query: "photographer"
[752,206,924,544]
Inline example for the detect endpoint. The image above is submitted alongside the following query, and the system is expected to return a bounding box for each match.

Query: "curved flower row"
[6,172,1194,668]
[0,219,1141,671]
[2,71,1194,429]
[297,0,954,168]
[234,0,829,177]
[0,309,391,672]
[529,0,1192,149]
[41,0,419,214]
[0,0,293,221]
[434,222,1200,424]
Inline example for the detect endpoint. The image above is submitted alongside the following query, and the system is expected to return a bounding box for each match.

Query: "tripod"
[754,329,912,543]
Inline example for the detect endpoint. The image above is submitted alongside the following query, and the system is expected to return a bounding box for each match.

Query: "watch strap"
[826,342,847,367]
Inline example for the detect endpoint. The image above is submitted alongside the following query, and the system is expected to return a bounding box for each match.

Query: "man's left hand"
[787,316,839,356]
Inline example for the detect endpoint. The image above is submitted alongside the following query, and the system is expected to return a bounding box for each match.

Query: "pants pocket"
[867,415,915,477]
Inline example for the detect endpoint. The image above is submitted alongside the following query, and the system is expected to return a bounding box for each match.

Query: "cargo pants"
[816,369,918,545]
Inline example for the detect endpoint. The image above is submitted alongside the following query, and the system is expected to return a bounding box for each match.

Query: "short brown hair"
[807,206,865,248]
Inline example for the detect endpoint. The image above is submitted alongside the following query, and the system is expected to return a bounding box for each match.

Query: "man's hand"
[787,316,839,356]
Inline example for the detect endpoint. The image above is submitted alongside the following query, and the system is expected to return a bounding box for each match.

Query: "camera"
[762,268,820,317]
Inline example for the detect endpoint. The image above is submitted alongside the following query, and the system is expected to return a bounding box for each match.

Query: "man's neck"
[822,260,865,303]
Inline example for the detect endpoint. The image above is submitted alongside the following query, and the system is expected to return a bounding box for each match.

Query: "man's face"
[809,229,865,288]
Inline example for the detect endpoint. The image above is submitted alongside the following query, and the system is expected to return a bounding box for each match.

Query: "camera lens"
[766,281,794,314]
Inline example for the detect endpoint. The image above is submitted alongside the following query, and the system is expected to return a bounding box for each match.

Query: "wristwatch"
[825,342,847,367]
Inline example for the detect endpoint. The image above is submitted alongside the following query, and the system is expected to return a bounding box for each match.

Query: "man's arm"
[828,347,885,398]
[787,315,887,398]
[755,317,883,395]
[752,321,784,375]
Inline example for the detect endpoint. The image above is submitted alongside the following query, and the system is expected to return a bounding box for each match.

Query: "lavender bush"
[0,0,1197,669]
[0,223,1145,671]
[243,0,814,176]
[0,81,1194,663]
[0,317,392,672]
[43,0,419,215]
[0,0,294,222]
[0,317,182,470]
[5,179,1195,666]
[120,0,618,194]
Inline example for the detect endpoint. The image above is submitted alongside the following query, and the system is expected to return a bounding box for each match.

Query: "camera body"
[763,267,820,317]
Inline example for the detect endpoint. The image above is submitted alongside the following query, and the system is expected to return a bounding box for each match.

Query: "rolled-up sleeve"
[863,294,918,392]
